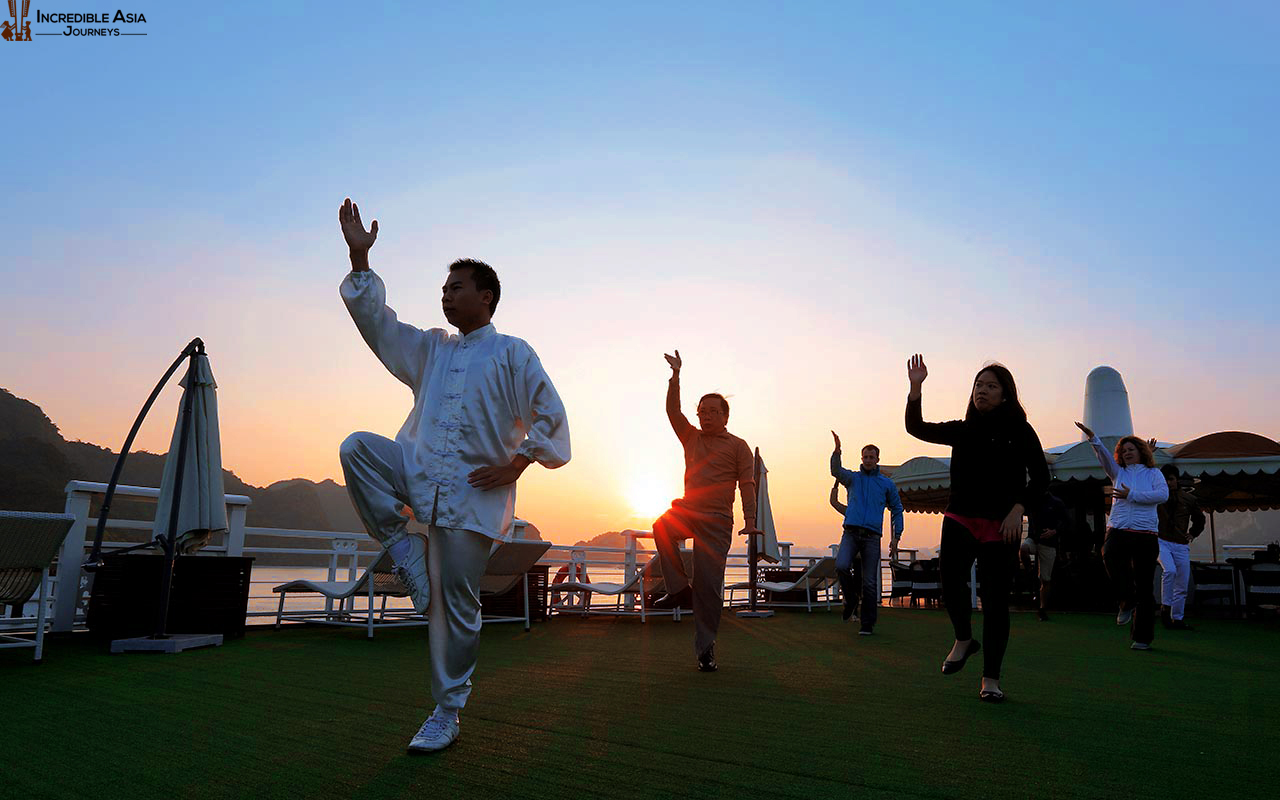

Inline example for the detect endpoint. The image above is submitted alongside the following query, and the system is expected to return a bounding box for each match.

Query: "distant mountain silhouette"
[0,387,361,532]
[1,386,1270,551]
[0,387,551,545]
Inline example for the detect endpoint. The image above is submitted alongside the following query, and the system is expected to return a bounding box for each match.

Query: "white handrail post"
[54,484,92,633]
[780,543,791,568]
[326,549,339,616]
[624,531,639,609]
[225,501,248,557]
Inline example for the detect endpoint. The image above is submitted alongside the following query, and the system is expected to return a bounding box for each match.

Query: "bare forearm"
[349,248,370,272]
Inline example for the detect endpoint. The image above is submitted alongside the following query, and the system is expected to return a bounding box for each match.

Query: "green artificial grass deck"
[4,608,1278,799]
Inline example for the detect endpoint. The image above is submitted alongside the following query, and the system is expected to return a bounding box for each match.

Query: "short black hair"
[449,258,501,315]
[1160,464,1180,480]
[698,393,729,415]
[862,444,880,457]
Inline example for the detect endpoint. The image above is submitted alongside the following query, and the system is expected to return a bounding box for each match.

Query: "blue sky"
[3,2,1278,547]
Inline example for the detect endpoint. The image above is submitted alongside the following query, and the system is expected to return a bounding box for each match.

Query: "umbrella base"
[109,633,223,654]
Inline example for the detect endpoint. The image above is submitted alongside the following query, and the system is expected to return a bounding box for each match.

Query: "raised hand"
[664,349,682,374]
[831,430,842,452]
[339,197,379,253]
[907,354,928,389]
[1074,421,1095,440]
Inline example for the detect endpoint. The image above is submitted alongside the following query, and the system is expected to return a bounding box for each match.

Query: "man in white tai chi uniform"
[336,198,571,753]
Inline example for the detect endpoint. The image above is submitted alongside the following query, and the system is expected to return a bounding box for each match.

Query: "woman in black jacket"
[905,354,1049,702]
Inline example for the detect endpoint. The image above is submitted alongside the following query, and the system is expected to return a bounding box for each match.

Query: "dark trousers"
[1102,529,1159,645]
[940,517,1014,680]
[836,526,881,627]
[653,504,733,656]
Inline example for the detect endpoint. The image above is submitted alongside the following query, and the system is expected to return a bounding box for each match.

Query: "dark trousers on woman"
[1102,529,1159,646]
[940,517,1014,679]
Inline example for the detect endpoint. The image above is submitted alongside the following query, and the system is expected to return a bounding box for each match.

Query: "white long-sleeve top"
[341,270,571,540]
[1087,435,1168,533]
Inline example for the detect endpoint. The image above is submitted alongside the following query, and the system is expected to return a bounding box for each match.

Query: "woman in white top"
[1075,422,1169,650]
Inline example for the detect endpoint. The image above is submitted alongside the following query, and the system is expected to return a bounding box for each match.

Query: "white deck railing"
[43,481,944,632]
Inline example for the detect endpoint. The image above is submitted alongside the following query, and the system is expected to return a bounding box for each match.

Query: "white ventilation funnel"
[1083,366,1134,438]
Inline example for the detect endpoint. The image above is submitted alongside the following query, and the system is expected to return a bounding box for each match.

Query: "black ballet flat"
[941,639,981,675]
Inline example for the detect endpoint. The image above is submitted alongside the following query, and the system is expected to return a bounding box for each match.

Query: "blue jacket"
[831,451,905,537]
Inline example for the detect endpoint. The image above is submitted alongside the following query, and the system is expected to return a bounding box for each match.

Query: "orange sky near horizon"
[11,259,1278,557]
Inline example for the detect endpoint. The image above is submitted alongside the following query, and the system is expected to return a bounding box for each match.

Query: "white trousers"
[340,431,493,712]
[1158,539,1192,620]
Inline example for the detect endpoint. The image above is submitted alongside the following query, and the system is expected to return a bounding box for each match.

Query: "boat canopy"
[891,432,1280,514]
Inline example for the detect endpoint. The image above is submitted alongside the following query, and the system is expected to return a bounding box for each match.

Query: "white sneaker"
[392,533,430,615]
[1115,607,1133,626]
[407,710,459,753]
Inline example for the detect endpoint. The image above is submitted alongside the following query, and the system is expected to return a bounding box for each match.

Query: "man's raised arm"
[664,349,695,441]
[338,197,439,389]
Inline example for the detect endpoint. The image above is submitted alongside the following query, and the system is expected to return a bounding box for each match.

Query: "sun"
[625,476,677,521]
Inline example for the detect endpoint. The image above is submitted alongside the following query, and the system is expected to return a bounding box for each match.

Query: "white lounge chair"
[272,549,420,638]
[479,539,552,631]
[725,556,838,612]
[554,551,691,621]
[273,538,553,636]
[0,511,77,662]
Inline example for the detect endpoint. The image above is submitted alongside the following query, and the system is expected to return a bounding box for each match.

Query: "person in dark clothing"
[905,355,1050,702]
[1157,464,1205,630]
[1022,492,1068,621]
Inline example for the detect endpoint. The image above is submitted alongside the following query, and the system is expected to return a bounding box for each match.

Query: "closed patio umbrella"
[152,351,227,556]
[84,338,230,651]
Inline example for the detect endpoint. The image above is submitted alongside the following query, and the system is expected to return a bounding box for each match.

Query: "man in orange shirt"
[652,349,759,672]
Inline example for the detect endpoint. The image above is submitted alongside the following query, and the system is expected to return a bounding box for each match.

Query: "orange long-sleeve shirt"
[667,376,756,523]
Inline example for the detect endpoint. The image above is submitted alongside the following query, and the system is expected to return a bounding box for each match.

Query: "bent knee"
[339,431,374,462]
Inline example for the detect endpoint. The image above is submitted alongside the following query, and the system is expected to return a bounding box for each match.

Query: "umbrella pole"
[748,448,761,614]
[152,350,200,640]
[736,448,774,619]
[1210,511,1218,563]
[85,338,204,569]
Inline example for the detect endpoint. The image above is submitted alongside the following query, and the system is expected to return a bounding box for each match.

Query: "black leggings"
[1102,529,1159,645]
[940,516,1015,679]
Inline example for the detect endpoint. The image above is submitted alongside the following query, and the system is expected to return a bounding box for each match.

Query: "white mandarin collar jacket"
[342,269,571,539]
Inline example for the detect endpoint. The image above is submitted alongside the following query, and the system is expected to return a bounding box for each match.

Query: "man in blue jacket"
[830,431,905,635]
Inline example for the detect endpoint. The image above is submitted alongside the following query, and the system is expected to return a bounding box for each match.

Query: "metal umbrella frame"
[84,337,212,640]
